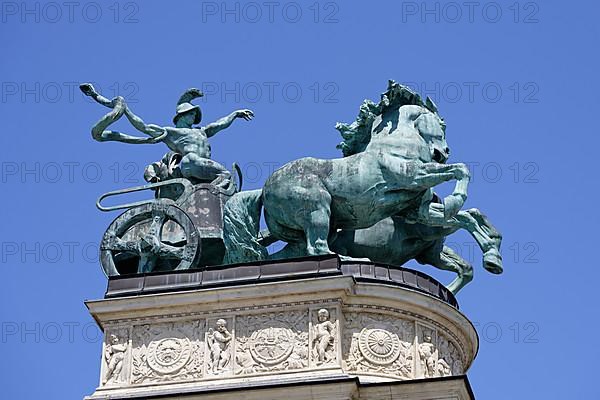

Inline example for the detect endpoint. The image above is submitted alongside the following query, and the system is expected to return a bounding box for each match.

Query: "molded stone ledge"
[103,255,457,308]
[86,376,474,400]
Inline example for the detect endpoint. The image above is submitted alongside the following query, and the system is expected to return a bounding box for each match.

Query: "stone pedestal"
[85,256,477,400]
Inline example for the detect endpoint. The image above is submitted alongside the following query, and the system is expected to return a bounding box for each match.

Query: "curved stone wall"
[86,262,477,399]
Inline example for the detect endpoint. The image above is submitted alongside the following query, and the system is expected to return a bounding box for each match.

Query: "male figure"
[207,319,232,374]
[80,83,253,187]
[313,309,335,364]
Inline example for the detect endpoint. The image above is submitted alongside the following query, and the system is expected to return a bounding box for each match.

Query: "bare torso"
[163,127,211,158]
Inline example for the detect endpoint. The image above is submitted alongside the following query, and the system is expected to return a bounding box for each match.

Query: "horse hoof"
[483,250,503,274]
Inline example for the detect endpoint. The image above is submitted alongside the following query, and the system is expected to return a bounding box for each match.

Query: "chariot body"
[98,178,235,276]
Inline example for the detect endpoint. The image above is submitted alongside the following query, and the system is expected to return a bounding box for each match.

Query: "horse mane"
[336,80,443,157]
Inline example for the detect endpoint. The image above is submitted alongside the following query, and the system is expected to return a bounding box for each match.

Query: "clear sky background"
[0,0,598,398]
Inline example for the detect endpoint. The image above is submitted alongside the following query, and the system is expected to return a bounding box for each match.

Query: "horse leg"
[407,207,504,276]
[458,209,503,274]
[268,242,307,260]
[441,246,474,294]
[305,207,334,256]
[417,244,474,295]
[446,209,503,274]
[274,181,335,256]
[263,214,308,259]
[411,162,470,220]
[384,160,470,221]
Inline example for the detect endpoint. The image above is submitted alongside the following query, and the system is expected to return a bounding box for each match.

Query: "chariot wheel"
[100,199,200,276]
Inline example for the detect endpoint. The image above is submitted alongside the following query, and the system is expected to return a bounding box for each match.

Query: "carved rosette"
[344,312,414,379]
[358,328,402,365]
[131,320,204,384]
[341,311,466,380]
[235,310,309,375]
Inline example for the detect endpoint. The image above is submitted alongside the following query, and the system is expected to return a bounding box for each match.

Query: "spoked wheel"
[100,199,200,276]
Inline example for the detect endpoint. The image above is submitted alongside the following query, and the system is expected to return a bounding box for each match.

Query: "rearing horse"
[223,81,475,263]
[330,196,502,294]
[326,83,503,293]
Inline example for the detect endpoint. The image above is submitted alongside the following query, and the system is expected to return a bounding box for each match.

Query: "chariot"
[85,81,503,294]
[97,179,235,276]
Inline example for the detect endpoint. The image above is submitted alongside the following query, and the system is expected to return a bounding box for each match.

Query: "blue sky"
[0,0,598,398]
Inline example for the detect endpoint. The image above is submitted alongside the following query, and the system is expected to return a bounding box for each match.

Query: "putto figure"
[80,83,253,188]
[104,334,127,385]
[312,309,336,364]
[207,319,232,374]
[418,333,450,378]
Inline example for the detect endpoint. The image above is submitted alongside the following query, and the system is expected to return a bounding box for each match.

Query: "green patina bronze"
[222,81,502,293]
[80,83,253,189]
[83,80,502,294]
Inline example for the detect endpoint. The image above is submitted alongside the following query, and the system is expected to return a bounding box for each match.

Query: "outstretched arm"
[90,101,166,144]
[204,109,254,138]
[123,105,167,139]
[80,83,114,108]
[81,83,166,144]
[96,131,164,144]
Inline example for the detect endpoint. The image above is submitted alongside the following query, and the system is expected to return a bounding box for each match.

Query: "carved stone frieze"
[131,320,205,384]
[414,323,457,378]
[438,331,464,376]
[100,305,467,388]
[89,292,473,400]
[310,308,338,367]
[102,327,130,386]
[205,317,234,377]
[235,310,309,375]
[343,312,414,379]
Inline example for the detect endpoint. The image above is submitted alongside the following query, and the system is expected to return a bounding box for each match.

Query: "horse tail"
[223,189,268,263]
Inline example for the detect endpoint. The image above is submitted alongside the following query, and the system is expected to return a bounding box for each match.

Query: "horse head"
[412,107,449,164]
[336,80,449,163]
